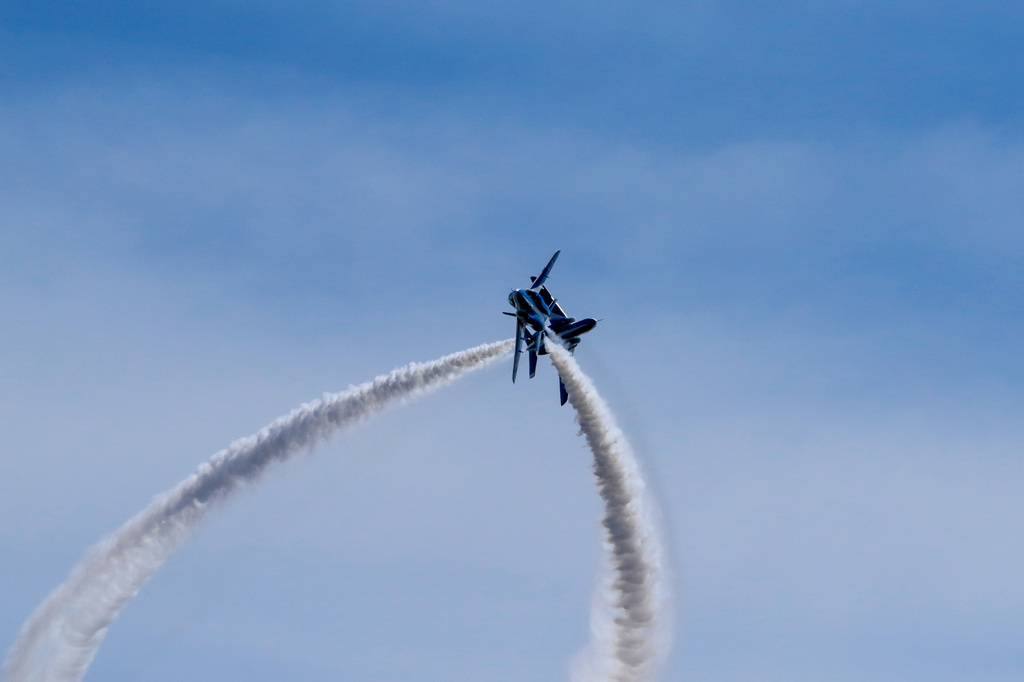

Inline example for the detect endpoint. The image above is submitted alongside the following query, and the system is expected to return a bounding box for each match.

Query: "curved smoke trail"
[547,344,669,682]
[4,340,512,682]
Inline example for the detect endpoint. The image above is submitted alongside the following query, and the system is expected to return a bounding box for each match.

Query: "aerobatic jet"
[504,250,597,405]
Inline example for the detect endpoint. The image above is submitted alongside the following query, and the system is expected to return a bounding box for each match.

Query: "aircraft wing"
[512,319,523,382]
[538,285,568,318]
[530,250,561,289]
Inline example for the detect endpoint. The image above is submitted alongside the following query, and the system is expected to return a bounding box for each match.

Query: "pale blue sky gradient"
[2,2,1024,680]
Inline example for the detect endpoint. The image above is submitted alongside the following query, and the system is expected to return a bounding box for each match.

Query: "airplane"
[504,250,597,405]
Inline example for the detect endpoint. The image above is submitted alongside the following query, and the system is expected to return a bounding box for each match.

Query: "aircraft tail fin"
[559,378,568,405]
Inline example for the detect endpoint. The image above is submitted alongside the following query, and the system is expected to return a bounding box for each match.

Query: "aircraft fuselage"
[508,288,552,333]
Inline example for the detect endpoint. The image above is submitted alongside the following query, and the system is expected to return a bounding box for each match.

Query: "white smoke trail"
[4,339,512,682]
[547,344,669,682]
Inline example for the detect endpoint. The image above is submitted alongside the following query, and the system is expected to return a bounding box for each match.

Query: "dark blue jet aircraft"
[505,250,597,405]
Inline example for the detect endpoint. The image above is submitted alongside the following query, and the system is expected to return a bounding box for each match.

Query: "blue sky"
[2,2,1024,681]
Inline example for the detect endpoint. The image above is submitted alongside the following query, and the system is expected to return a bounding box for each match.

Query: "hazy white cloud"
[5,88,1024,282]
